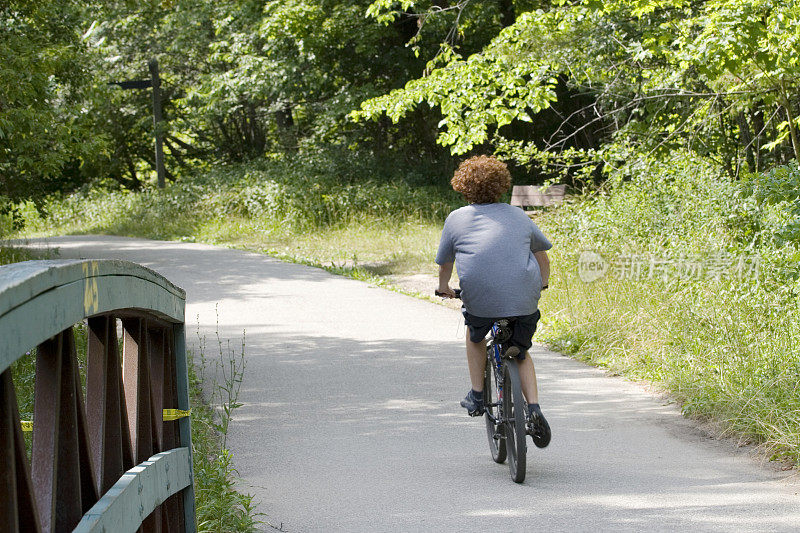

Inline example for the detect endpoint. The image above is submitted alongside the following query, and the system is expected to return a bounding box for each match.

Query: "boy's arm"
[534,251,550,288]
[437,262,456,297]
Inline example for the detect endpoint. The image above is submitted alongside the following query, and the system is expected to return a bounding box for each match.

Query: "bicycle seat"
[494,319,514,343]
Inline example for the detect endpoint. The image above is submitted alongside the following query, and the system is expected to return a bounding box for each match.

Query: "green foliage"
[2,0,462,199]
[739,163,800,245]
[554,150,737,252]
[357,0,800,177]
[19,155,461,237]
[352,24,558,155]
[7,0,800,198]
[190,325,259,532]
[0,1,110,200]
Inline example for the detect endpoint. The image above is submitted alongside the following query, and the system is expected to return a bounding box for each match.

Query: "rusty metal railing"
[0,259,196,532]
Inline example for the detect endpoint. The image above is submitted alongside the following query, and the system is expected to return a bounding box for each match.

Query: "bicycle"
[436,288,529,483]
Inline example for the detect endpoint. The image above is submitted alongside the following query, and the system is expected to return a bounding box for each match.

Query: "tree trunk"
[163,137,186,169]
[736,111,755,174]
[499,0,516,27]
[126,153,141,190]
[751,108,764,173]
[275,104,296,152]
[780,80,800,162]
[275,104,294,129]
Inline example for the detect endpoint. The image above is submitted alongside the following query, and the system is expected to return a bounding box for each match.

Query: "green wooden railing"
[0,259,196,533]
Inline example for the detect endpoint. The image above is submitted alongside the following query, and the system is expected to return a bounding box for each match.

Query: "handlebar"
[435,288,462,299]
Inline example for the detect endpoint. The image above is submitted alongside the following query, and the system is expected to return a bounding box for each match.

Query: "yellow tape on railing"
[162,408,191,421]
[18,409,190,430]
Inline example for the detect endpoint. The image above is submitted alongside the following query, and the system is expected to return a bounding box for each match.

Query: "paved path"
[21,236,800,532]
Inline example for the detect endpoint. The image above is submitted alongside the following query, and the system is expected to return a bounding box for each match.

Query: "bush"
[536,152,800,464]
[19,157,461,237]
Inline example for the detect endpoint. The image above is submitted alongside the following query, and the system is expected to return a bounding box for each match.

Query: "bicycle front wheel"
[503,359,527,483]
[484,349,506,464]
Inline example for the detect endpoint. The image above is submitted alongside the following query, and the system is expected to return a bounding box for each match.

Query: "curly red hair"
[451,155,511,204]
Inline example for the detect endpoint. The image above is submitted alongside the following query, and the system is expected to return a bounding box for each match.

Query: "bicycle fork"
[489,328,509,440]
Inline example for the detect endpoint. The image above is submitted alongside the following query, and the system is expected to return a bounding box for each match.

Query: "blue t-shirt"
[435,203,552,317]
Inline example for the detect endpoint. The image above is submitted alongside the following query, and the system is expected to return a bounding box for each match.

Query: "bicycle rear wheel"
[503,359,527,483]
[484,348,506,464]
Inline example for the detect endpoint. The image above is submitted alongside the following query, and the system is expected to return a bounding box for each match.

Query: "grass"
[538,251,800,463]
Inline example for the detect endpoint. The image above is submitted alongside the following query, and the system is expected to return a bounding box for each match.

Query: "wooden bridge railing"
[0,259,196,533]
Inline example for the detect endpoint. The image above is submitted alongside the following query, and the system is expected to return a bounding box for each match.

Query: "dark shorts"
[462,307,541,360]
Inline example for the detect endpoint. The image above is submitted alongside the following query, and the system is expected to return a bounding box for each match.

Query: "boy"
[436,155,552,448]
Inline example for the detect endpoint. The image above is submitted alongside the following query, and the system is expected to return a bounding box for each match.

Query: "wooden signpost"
[109,58,166,189]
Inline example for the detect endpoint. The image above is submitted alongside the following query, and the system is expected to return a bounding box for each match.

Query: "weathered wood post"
[110,60,167,189]
[148,59,166,189]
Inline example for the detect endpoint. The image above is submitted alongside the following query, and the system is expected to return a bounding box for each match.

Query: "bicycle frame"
[484,321,510,425]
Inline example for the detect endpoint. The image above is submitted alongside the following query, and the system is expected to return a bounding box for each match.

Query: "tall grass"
[190,323,259,532]
[536,153,800,463]
[540,252,800,457]
[12,159,460,240]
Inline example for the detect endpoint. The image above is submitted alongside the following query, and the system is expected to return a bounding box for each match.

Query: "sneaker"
[460,390,485,417]
[526,405,551,448]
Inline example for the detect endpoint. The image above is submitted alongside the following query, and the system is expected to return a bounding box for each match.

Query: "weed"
[191,310,259,532]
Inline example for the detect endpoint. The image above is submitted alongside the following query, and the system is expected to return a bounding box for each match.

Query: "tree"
[353,0,800,180]
[0,1,108,200]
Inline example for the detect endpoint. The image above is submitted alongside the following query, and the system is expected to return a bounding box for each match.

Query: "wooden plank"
[510,185,566,207]
[122,318,160,531]
[149,328,166,451]
[122,320,155,467]
[110,80,152,90]
[0,369,41,532]
[173,323,197,533]
[0,259,184,317]
[73,448,192,533]
[147,325,167,532]
[159,328,184,532]
[73,335,101,517]
[1,275,185,375]
[32,331,98,532]
[87,316,130,495]
[149,59,166,190]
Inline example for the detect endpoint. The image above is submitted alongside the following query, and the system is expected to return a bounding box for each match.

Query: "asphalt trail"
[21,236,800,532]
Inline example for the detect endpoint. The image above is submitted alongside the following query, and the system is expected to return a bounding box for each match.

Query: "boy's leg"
[461,331,488,416]
[509,311,541,404]
[519,353,551,447]
[517,351,539,404]
[465,330,487,392]
[510,311,551,447]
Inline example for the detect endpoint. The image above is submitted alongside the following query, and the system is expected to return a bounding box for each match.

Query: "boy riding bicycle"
[436,155,552,448]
